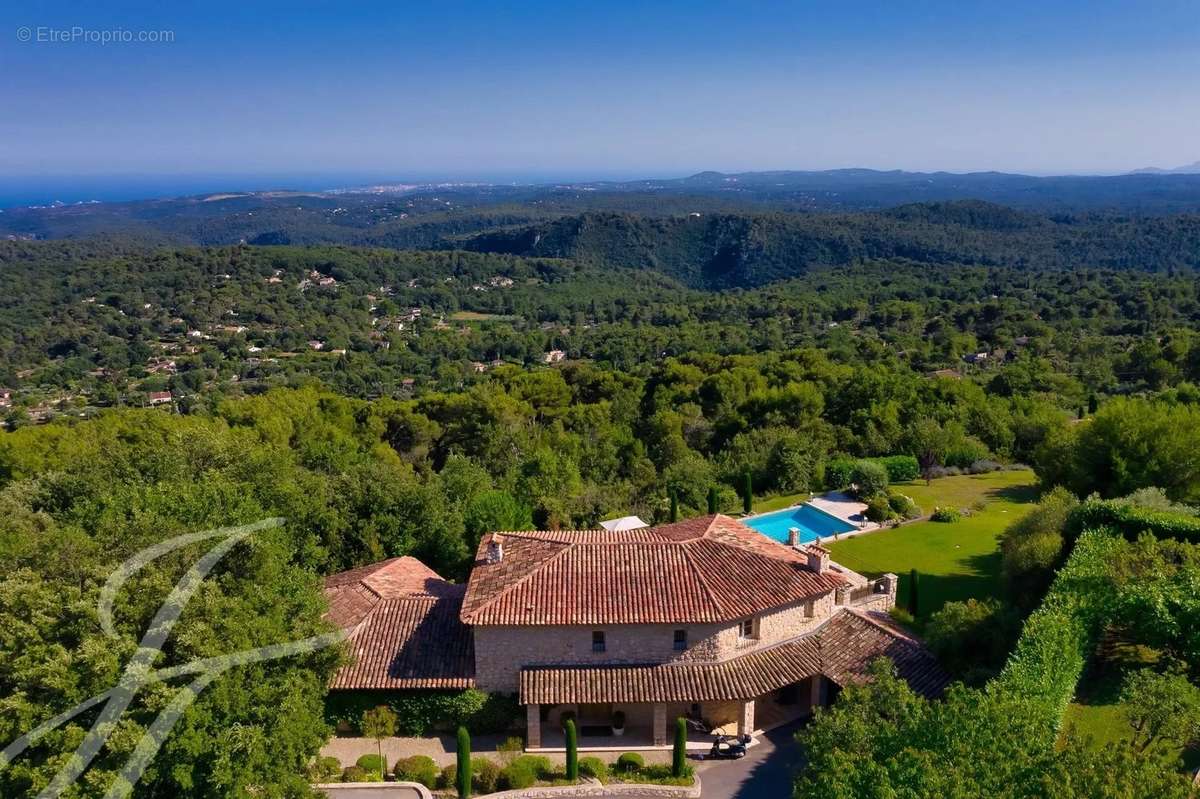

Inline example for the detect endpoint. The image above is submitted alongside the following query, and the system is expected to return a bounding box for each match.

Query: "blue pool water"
[743,503,857,544]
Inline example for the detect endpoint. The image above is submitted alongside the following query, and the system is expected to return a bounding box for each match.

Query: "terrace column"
[736,700,755,737]
[835,585,852,606]
[809,676,824,711]
[652,703,667,747]
[526,704,541,749]
[881,573,899,609]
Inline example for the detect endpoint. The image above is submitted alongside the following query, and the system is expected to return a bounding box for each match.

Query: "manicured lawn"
[449,310,520,322]
[826,470,1039,620]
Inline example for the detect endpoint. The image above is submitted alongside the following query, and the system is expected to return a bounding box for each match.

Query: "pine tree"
[707,486,719,514]
[908,568,920,617]
[669,491,679,522]
[742,472,753,514]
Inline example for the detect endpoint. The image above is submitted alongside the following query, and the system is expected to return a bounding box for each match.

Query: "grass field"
[825,470,1040,620]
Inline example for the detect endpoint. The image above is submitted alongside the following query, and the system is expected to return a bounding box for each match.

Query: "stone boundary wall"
[314,781,432,798]
[472,775,701,799]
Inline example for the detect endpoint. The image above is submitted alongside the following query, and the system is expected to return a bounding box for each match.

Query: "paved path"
[690,720,806,799]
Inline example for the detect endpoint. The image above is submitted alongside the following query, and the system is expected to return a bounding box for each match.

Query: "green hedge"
[325,689,520,736]
[988,529,1125,747]
[1066,499,1200,546]
[874,455,920,482]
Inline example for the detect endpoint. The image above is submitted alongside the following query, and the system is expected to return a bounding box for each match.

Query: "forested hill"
[456,204,1200,288]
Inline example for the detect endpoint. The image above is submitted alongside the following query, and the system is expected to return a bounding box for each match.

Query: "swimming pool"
[743,503,857,544]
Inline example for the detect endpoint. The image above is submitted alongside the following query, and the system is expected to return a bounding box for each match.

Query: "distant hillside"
[455,202,1200,288]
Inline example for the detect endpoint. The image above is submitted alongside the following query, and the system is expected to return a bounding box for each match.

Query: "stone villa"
[324,514,947,749]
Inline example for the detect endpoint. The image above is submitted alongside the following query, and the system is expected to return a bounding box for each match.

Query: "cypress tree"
[908,568,920,617]
[565,718,578,782]
[707,486,719,514]
[672,717,687,778]
[742,471,753,514]
[456,726,471,798]
[669,491,679,522]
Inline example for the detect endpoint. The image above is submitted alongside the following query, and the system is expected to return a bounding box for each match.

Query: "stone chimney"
[486,534,504,565]
[787,528,800,548]
[804,543,829,574]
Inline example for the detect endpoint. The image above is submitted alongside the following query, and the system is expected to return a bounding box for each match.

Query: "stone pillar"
[652,703,667,747]
[834,584,851,606]
[526,704,541,749]
[737,699,756,737]
[809,676,824,710]
[881,573,899,609]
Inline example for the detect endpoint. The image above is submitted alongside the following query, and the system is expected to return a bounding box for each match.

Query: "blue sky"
[2,0,1199,183]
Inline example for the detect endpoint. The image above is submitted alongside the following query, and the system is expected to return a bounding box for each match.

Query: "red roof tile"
[324,557,475,690]
[461,515,846,626]
[519,608,949,704]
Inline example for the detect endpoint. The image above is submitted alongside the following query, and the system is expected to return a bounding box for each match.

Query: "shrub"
[944,436,990,468]
[496,736,524,765]
[499,755,552,790]
[342,766,370,783]
[615,752,644,773]
[968,459,1003,474]
[930,506,961,523]
[325,689,520,737]
[864,494,893,523]
[439,763,457,791]
[875,455,920,482]
[1002,486,1079,607]
[456,725,472,798]
[850,460,889,498]
[578,756,607,780]
[472,758,501,793]
[564,718,578,782]
[356,754,386,779]
[1066,499,1200,546]
[307,755,342,782]
[394,755,439,788]
[887,492,921,520]
[925,598,1022,682]
[672,717,687,778]
[825,457,856,490]
[888,606,915,626]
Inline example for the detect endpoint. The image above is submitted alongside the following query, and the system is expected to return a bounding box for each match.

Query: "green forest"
[3,199,1200,796]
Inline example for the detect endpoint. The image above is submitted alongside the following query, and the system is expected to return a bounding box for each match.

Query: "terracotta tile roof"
[519,608,949,704]
[324,557,475,690]
[461,515,847,626]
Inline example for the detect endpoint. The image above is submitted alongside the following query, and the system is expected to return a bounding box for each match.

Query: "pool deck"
[746,492,880,543]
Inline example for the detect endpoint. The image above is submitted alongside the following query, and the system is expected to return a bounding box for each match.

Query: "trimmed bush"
[875,455,920,482]
[825,457,856,490]
[439,763,458,791]
[394,755,439,788]
[456,725,471,798]
[615,752,644,773]
[990,530,1126,749]
[930,506,961,523]
[342,766,370,783]
[707,486,719,514]
[578,756,607,780]
[850,459,889,498]
[887,492,921,520]
[499,755,552,790]
[355,754,386,779]
[307,755,342,782]
[1066,499,1200,546]
[564,718,578,782]
[864,494,893,523]
[472,758,501,793]
[672,717,687,778]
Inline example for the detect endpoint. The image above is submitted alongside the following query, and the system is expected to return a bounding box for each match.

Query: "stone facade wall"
[474,590,847,692]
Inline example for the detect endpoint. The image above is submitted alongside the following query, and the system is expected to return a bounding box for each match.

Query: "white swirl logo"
[16,26,32,42]
[0,518,351,799]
